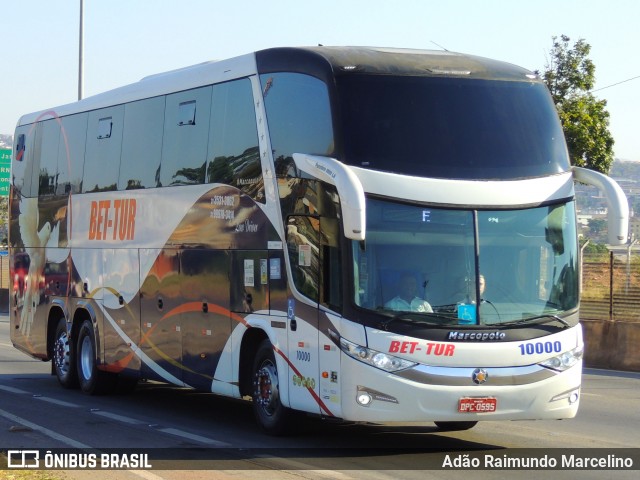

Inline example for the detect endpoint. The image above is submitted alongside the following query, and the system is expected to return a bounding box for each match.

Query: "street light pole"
[78,0,84,100]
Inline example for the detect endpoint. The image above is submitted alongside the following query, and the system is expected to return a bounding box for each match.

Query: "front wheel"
[434,421,478,431]
[53,318,78,389]
[251,339,292,435]
[76,320,117,395]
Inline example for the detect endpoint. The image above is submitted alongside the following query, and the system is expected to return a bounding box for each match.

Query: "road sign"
[0,148,10,196]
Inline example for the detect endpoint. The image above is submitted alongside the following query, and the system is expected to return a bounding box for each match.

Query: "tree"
[541,35,614,174]
[581,241,609,260]
[587,218,607,236]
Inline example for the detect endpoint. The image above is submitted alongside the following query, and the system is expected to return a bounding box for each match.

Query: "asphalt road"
[1,314,638,479]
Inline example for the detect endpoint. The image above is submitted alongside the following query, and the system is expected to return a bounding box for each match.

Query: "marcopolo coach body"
[9,46,628,434]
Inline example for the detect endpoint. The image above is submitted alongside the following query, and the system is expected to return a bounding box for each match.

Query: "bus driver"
[385,272,433,313]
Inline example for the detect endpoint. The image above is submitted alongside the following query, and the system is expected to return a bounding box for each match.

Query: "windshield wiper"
[377,311,457,330]
[498,314,571,328]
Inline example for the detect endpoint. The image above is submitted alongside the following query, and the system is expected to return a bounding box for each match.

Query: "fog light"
[357,392,372,406]
[551,388,580,403]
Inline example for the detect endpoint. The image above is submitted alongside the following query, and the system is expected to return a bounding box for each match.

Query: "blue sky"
[4,0,640,161]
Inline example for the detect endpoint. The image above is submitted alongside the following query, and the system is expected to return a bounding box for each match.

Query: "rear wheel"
[76,319,117,395]
[251,339,292,435]
[434,421,478,431]
[53,318,78,388]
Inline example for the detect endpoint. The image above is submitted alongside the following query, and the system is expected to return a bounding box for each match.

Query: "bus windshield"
[336,75,570,180]
[352,198,579,326]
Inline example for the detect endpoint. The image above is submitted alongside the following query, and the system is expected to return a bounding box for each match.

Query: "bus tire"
[251,339,291,435]
[53,318,78,389]
[76,319,117,395]
[434,421,478,431]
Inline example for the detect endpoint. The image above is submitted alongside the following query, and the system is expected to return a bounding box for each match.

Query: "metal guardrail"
[581,251,640,322]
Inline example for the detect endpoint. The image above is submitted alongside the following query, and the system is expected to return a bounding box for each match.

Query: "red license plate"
[458,397,497,413]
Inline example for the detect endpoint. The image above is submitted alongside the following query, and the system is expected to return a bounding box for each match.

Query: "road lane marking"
[0,408,92,448]
[2,384,231,449]
[157,427,231,446]
[33,396,80,408]
[0,385,30,394]
[94,411,232,446]
[92,410,144,425]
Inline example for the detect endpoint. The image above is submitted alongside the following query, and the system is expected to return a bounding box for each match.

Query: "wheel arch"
[238,327,269,397]
[72,303,100,364]
[46,302,67,361]
[47,301,100,364]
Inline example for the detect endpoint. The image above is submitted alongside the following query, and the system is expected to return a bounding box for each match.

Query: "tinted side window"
[160,87,211,186]
[56,113,87,195]
[12,126,29,196]
[286,215,320,302]
[207,78,263,202]
[119,97,165,190]
[260,73,333,168]
[12,124,39,197]
[37,119,61,197]
[320,216,341,311]
[83,106,124,192]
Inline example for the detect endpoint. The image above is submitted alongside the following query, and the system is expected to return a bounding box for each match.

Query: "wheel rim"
[80,336,93,381]
[254,359,279,417]
[54,331,71,378]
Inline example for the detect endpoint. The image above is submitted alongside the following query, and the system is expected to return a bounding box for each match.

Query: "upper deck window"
[336,75,570,180]
[160,87,211,186]
[260,73,334,173]
[119,96,165,190]
[83,106,123,192]
[207,78,263,202]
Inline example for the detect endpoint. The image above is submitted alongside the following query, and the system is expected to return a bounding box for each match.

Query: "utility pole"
[78,0,84,100]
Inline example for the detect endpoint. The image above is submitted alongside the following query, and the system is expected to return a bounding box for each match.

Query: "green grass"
[0,453,67,480]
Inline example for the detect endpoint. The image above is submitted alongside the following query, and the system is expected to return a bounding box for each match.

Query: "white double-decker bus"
[10,47,628,434]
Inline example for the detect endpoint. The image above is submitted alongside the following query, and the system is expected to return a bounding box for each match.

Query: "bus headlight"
[339,338,417,372]
[539,345,584,372]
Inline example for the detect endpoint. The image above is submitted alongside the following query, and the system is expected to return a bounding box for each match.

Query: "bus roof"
[17,46,538,127]
[256,46,535,80]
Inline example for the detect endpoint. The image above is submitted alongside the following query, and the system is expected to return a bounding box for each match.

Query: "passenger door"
[285,215,320,414]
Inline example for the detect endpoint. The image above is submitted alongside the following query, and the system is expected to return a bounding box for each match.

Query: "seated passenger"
[385,273,433,313]
[453,274,486,304]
